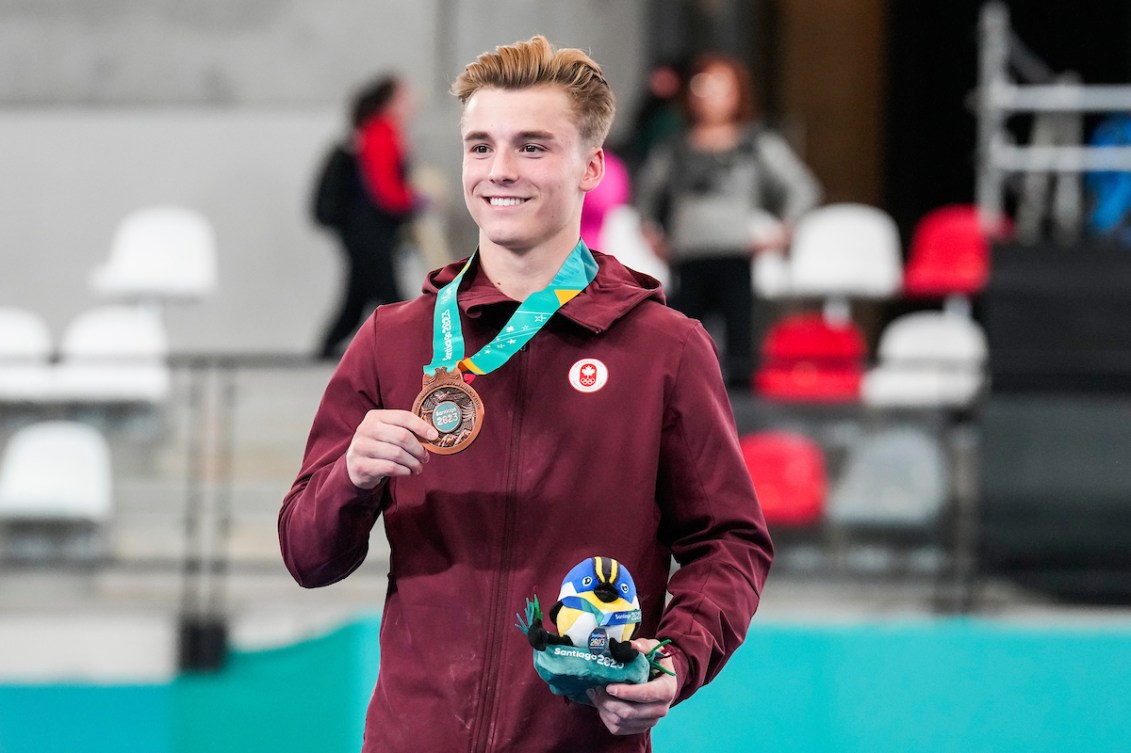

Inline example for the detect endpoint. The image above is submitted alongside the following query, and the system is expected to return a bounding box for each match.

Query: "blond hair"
[451,35,615,148]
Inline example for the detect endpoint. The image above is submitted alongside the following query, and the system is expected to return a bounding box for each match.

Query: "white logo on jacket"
[569,359,608,393]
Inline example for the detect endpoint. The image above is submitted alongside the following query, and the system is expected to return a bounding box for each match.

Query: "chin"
[483,237,536,254]
[479,225,534,251]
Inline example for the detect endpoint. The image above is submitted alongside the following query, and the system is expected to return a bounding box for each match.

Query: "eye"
[582,576,593,587]
[521,144,543,153]
[470,144,489,154]
[620,583,630,593]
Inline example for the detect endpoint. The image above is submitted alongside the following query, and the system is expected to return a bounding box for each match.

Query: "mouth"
[485,196,528,207]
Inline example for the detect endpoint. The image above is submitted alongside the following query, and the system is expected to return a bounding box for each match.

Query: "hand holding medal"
[344,409,438,489]
[413,240,598,454]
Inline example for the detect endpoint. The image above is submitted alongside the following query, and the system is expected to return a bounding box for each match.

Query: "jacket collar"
[421,249,665,334]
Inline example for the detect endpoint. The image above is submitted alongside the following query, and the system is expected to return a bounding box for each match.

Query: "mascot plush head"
[552,556,641,656]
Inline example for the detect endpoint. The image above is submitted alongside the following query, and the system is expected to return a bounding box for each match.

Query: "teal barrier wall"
[2,617,1129,753]
[659,620,1131,753]
[0,683,171,753]
[170,618,381,753]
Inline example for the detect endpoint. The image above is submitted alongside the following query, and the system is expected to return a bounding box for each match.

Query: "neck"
[478,238,579,301]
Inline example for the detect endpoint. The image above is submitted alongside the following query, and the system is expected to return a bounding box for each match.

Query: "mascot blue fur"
[516,556,673,704]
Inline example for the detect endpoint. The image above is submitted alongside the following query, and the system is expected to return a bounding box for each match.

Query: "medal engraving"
[412,368,484,454]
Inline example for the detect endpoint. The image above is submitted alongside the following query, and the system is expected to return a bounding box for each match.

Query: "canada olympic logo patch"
[569,358,608,393]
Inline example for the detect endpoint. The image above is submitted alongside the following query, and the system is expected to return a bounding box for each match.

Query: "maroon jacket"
[279,251,773,752]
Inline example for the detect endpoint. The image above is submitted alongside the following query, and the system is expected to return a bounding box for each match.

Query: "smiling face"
[461,84,604,258]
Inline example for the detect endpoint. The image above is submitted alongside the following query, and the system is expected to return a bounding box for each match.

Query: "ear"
[579,147,605,193]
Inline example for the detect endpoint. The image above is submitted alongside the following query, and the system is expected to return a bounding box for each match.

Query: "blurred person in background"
[312,74,420,360]
[620,59,688,178]
[281,35,771,751]
[635,52,822,388]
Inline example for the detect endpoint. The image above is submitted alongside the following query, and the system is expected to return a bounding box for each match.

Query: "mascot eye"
[582,576,593,586]
[621,583,630,593]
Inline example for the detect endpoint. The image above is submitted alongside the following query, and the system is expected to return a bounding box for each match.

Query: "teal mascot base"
[532,644,651,704]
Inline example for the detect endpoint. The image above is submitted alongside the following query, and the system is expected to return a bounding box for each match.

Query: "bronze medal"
[412,367,484,454]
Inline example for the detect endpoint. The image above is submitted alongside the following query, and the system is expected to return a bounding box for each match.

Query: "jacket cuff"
[661,640,693,705]
[327,453,387,508]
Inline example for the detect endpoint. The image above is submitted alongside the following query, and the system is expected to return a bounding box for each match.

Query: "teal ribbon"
[425,240,598,376]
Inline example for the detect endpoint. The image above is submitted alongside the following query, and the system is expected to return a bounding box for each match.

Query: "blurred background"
[1,1,1130,751]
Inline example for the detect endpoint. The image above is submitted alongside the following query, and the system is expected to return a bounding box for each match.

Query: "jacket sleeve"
[654,322,774,704]
[278,313,387,588]
[756,130,823,224]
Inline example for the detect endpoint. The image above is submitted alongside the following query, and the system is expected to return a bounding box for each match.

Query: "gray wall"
[0,0,648,354]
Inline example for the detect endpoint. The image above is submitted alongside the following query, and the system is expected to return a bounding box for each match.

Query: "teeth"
[489,197,524,206]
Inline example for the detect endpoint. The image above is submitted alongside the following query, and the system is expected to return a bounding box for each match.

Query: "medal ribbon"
[425,239,598,376]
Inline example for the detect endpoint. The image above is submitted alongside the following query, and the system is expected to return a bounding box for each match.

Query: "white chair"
[827,425,948,529]
[0,421,113,559]
[861,311,988,409]
[89,205,217,303]
[52,305,171,404]
[0,307,54,402]
[752,249,791,299]
[788,203,903,299]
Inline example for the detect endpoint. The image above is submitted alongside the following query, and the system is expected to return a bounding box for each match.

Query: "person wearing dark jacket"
[313,75,418,360]
[280,36,772,752]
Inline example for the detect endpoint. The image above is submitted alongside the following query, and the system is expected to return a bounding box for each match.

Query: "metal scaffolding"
[976,2,1131,239]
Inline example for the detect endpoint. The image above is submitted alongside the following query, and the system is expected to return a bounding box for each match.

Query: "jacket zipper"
[469,344,529,753]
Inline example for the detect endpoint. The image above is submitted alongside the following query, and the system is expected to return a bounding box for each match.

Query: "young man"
[280,36,772,751]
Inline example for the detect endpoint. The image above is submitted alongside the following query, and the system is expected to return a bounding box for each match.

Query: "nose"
[488,150,517,183]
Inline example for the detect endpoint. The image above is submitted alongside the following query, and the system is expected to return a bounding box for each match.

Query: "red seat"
[740,431,827,527]
[903,205,1006,297]
[754,313,865,401]
[761,312,866,361]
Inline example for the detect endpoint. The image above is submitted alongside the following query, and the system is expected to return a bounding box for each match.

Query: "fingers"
[378,408,439,438]
[346,410,439,489]
[585,637,678,735]
[586,684,672,736]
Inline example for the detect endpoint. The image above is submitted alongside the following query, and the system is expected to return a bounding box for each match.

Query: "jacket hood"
[421,249,666,334]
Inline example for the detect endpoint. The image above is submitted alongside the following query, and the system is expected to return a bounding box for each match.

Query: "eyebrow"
[463,130,558,143]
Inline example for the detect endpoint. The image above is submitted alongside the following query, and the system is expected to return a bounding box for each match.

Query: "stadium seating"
[788,203,902,299]
[754,312,866,402]
[827,425,948,530]
[52,305,171,404]
[902,204,995,299]
[0,420,113,559]
[861,311,988,408]
[0,307,53,402]
[89,205,217,304]
[739,430,827,527]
